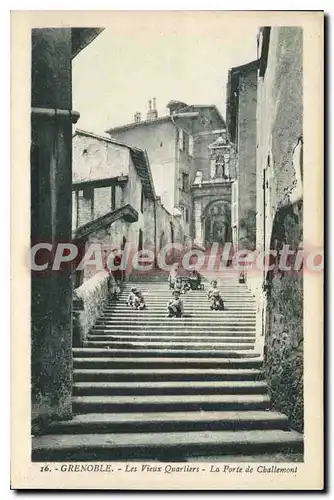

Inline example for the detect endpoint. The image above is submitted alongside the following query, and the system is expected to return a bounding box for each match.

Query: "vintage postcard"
[11,10,324,490]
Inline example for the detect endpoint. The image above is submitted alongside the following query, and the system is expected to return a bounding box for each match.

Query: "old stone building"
[226,60,258,252]
[72,129,184,285]
[106,100,230,249]
[255,27,303,431]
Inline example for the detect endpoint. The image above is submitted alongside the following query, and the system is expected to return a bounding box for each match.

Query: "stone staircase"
[32,274,303,461]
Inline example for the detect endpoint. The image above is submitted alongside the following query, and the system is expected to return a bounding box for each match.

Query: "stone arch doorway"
[203,200,231,247]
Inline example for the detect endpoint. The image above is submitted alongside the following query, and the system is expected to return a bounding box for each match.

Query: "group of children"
[166,264,225,317]
[126,263,224,316]
[126,287,146,310]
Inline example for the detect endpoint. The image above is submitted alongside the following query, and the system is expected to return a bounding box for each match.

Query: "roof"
[106,104,225,134]
[181,105,225,126]
[71,28,104,59]
[105,115,172,134]
[73,129,156,199]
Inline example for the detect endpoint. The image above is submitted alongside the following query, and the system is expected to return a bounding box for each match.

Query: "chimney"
[147,97,158,121]
[134,111,141,123]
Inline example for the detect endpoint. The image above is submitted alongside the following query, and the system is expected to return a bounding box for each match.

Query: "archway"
[202,200,231,247]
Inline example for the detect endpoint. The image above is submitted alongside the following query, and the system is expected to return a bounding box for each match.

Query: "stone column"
[194,200,203,247]
[31,28,74,431]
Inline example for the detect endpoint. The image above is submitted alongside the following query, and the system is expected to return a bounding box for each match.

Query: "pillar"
[31,28,74,430]
[194,200,203,247]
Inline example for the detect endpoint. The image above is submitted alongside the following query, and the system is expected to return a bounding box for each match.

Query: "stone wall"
[72,270,116,346]
[264,204,303,431]
[256,27,304,431]
[237,66,257,251]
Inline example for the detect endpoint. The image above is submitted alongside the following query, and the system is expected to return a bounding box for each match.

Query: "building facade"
[72,129,184,284]
[106,100,230,249]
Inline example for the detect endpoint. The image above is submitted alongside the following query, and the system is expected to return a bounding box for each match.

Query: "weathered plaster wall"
[257,27,303,431]
[109,120,177,212]
[73,133,130,183]
[264,205,303,431]
[80,156,145,281]
[237,67,257,251]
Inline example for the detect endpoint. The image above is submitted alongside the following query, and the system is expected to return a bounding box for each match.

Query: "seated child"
[188,267,202,290]
[173,276,190,294]
[210,289,225,310]
[127,287,146,310]
[173,276,184,294]
[182,279,191,293]
[168,263,180,289]
[166,290,184,318]
[207,280,224,310]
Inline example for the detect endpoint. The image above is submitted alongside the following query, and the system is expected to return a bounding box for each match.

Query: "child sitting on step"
[126,287,146,310]
[168,263,180,289]
[207,280,224,310]
[166,290,184,318]
[173,276,190,294]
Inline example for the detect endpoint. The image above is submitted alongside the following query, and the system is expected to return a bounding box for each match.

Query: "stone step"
[122,285,250,288]
[73,357,262,369]
[72,380,267,396]
[98,317,256,324]
[32,429,303,461]
[110,301,256,315]
[84,343,255,352]
[121,292,252,296]
[87,327,256,342]
[85,336,255,344]
[72,393,271,413]
[41,410,288,435]
[100,312,256,319]
[73,368,264,382]
[93,324,256,332]
[119,296,255,300]
[73,348,256,357]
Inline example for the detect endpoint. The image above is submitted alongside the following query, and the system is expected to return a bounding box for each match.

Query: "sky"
[72,12,259,135]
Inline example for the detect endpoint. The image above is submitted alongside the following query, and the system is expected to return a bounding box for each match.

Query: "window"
[111,185,116,211]
[181,173,189,192]
[183,131,187,152]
